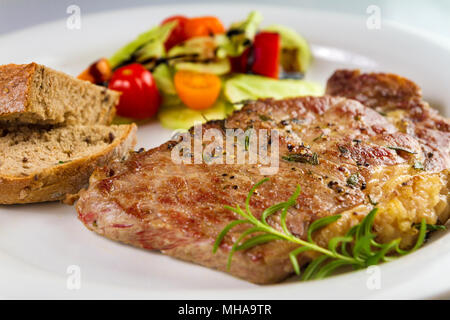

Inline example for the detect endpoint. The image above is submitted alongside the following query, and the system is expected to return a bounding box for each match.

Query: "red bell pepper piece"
[251,32,281,79]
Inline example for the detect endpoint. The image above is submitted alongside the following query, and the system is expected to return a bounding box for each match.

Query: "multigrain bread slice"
[0,124,137,204]
[0,63,119,126]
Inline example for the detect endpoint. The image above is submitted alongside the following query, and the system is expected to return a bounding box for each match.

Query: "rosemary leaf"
[302,255,329,281]
[289,246,311,275]
[416,224,447,232]
[236,234,282,251]
[213,219,248,253]
[387,146,418,154]
[328,236,353,255]
[314,260,353,279]
[282,152,319,165]
[313,133,324,142]
[259,114,272,122]
[411,218,427,252]
[307,215,341,243]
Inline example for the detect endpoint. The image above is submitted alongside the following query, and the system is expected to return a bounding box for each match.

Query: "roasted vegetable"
[217,11,262,58]
[109,21,177,69]
[251,32,281,78]
[264,24,312,74]
[77,58,112,84]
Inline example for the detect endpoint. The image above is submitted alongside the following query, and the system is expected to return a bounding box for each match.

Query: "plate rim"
[0,3,449,300]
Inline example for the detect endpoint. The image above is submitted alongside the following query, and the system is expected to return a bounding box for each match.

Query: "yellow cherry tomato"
[174,70,221,110]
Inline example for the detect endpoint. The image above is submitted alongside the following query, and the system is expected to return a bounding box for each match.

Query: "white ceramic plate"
[0,3,449,299]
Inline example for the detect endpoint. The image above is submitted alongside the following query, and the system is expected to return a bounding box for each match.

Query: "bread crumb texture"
[0,125,128,176]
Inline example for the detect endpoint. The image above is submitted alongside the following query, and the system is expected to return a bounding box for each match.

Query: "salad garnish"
[79,11,322,129]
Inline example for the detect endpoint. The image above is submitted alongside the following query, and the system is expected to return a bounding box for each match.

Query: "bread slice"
[0,124,137,204]
[0,63,119,126]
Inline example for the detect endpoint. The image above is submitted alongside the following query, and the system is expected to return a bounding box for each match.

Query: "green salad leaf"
[224,74,323,108]
[158,98,232,130]
[174,59,231,75]
[133,24,176,66]
[152,64,176,96]
[217,11,263,58]
[109,21,177,69]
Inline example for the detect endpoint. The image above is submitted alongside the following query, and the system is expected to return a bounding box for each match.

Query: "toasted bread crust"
[0,124,137,204]
[0,63,37,116]
[0,63,119,125]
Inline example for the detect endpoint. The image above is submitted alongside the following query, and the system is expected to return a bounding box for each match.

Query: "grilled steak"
[76,71,450,284]
[327,70,450,172]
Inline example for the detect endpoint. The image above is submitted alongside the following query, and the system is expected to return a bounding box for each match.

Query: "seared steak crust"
[327,70,450,172]
[77,72,450,284]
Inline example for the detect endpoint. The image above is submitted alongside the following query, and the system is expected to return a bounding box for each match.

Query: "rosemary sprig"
[213,178,430,280]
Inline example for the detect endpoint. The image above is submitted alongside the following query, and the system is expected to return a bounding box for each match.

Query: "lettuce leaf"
[158,98,231,130]
[217,11,263,58]
[109,21,176,69]
[224,74,323,108]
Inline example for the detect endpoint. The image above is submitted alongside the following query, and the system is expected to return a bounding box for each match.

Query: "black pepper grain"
[108,132,115,143]
[327,181,338,188]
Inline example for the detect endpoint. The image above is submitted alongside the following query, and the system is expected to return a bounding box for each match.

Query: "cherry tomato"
[184,16,225,39]
[108,63,161,119]
[174,70,221,110]
[251,32,281,79]
[161,15,189,51]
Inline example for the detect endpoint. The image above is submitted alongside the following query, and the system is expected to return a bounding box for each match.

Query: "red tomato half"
[108,64,161,119]
[251,32,281,79]
[161,15,188,50]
